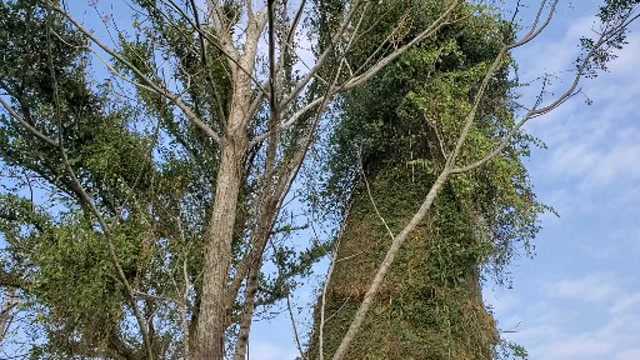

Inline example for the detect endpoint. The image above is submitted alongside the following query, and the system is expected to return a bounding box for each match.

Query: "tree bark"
[194,141,244,359]
[194,107,249,359]
[192,14,261,352]
[0,288,18,345]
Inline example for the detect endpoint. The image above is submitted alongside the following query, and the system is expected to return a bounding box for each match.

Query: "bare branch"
[341,0,461,90]
[0,288,19,345]
[331,168,449,360]
[286,292,307,360]
[159,0,268,97]
[189,0,227,124]
[332,19,510,358]
[359,149,395,241]
[50,3,222,145]
[279,0,365,108]
[316,198,354,360]
[332,5,640,357]
[509,0,559,49]
[257,0,460,141]
[453,10,640,174]
[286,0,307,45]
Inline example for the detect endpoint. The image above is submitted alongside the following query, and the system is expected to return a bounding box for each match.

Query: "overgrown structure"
[310,2,544,358]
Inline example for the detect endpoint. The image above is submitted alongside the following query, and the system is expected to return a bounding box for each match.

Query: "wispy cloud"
[545,273,620,303]
[488,271,640,360]
[616,349,640,360]
[611,292,640,315]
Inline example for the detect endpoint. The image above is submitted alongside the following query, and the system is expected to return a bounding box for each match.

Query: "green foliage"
[1,0,636,358]
[578,0,640,77]
[0,1,190,357]
[310,1,546,358]
[311,165,501,359]
[323,0,544,281]
[0,1,323,357]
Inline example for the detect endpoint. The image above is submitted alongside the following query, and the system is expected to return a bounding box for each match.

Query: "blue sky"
[483,2,640,359]
[3,1,639,359]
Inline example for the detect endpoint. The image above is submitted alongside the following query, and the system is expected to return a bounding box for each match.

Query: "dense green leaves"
[311,1,544,358]
[322,1,544,273]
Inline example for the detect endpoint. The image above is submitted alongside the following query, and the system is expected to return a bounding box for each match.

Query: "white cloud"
[485,7,640,360]
[542,125,640,189]
[484,289,520,315]
[515,12,640,195]
[608,32,640,74]
[515,15,594,80]
[542,336,615,359]
[611,292,640,315]
[545,273,619,303]
[616,349,640,360]
[492,272,640,360]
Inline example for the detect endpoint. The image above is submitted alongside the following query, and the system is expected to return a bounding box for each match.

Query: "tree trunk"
[194,126,247,360]
[192,26,259,353]
[310,164,499,359]
[0,288,17,345]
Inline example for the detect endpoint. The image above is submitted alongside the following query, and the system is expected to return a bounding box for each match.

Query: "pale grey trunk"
[194,142,243,359]
[194,112,250,360]
[193,55,256,357]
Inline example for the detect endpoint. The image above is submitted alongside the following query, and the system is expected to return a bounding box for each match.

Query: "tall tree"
[312,1,640,359]
[309,1,543,358]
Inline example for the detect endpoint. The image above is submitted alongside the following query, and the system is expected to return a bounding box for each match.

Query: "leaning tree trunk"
[310,162,499,359]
